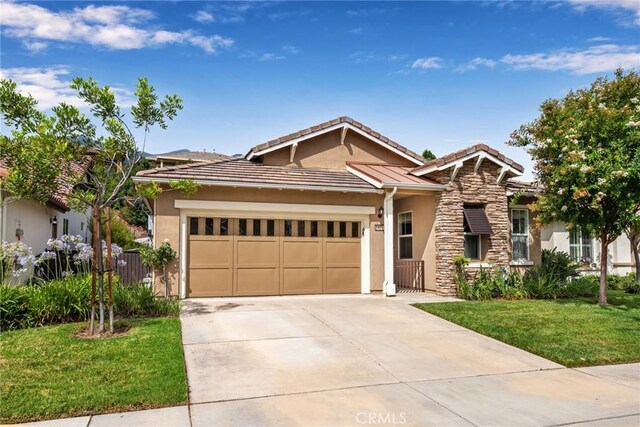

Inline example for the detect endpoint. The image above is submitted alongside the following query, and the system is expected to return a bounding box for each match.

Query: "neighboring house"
[147,151,230,168]
[135,116,527,297]
[506,180,637,276]
[0,160,91,254]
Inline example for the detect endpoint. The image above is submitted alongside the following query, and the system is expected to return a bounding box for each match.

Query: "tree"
[626,217,640,284]
[140,241,177,298]
[422,149,436,160]
[509,69,640,305]
[0,77,190,333]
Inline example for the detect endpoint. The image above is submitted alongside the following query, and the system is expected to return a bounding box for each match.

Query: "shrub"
[522,249,580,299]
[623,273,639,294]
[607,273,638,293]
[0,274,180,331]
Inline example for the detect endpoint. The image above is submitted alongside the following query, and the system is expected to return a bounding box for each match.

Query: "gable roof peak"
[245,116,425,165]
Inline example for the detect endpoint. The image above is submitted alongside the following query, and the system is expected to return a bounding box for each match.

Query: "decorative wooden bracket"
[474,153,485,173]
[450,162,463,182]
[290,142,298,163]
[340,126,348,145]
[497,166,509,184]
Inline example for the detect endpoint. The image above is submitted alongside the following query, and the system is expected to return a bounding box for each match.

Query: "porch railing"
[395,260,425,292]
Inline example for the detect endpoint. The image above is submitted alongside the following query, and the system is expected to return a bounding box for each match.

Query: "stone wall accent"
[430,161,511,295]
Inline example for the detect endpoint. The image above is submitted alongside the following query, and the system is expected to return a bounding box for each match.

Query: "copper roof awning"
[463,206,493,235]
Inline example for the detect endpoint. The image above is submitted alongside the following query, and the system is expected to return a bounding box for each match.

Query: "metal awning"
[463,206,493,235]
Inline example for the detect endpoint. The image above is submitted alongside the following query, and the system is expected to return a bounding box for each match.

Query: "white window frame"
[398,211,413,260]
[569,227,593,263]
[511,208,529,261]
[62,218,69,235]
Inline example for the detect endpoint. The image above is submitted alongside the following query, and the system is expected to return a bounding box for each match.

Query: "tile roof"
[136,158,379,191]
[347,162,442,187]
[411,144,525,175]
[0,157,90,211]
[246,116,425,164]
[150,151,230,163]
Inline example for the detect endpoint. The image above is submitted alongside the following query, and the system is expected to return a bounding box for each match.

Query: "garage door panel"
[282,239,322,266]
[326,240,360,266]
[189,268,232,297]
[282,267,323,294]
[235,268,279,296]
[236,239,278,266]
[325,267,361,293]
[189,239,232,268]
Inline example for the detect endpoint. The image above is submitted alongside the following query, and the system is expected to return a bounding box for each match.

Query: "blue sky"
[1,1,639,179]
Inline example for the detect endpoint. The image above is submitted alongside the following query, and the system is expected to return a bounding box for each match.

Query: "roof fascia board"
[247,123,424,166]
[412,151,522,177]
[133,176,383,194]
[175,200,376,216]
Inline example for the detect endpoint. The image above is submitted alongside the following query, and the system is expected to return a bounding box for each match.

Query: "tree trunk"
[90,206,99,335]
[96,211,105,333]
[106,207,114,334]
[164,267,169,299]
[598,233,608,306]
[630,234,640,284]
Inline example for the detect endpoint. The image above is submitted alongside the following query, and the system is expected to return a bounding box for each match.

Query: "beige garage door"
[187,217,361,297]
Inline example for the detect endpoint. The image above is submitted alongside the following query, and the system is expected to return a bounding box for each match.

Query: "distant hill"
[142,148,191,158]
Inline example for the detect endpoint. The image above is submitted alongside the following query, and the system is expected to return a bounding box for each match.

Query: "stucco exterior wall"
[429,161,511,295]
[153,185,385,296]
[261,129,417,169]
[0,194,90,254]
[393,194,437,291]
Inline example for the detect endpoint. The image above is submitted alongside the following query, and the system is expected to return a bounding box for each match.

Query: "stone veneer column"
[432,161,511,296]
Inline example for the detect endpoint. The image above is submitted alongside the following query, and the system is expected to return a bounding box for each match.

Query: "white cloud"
[0,66,134,110]
[348,27,363,35]
[411,57,444,70]
[568,0,640,27]
[346,8,386,17]
[588,36,613,42]
[259,53,285,62]
[0,1,233,54]
[193,10,215,24]
[456,57,497,73]
[22,40,48,53]
[351,52,407,64]
[282,44,299,55]
[501,44,640,74]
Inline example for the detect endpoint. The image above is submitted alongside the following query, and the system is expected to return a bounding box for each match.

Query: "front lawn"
[415,290,640,367]
[0,317,187,424]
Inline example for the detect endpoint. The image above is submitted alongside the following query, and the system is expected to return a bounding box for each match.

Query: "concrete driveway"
[180,294,640,427]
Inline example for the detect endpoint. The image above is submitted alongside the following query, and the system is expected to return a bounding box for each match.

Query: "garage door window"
[339,222,347,237]
[327,221,335,237]
[253,219,261,236]
[267,220,275,236]
[284,220,292,237]
[205,218,214,235]
[311,221,318,237]
[352,222,359,238]
[190,217,199,235]
[239,219,247,236]
[220,218,229,236]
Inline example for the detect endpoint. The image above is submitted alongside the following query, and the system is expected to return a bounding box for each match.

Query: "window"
[570,228,592,263]
[284,220,292,237]
[327,221,335,238]
[351,222,359,238]
[80,222,84,231]
[190,218,199,235]
[310,221,318,237]
[239,219,247,236]
[267,220,275,236]
[339,222,347,238]
[253,219,261,236]
[398,212,413,259]
[511,209,529,261]
[463,213,481,260]
[62,218,69,235]
[205,218,214,235]
[220,218,229,236]
[298,220,305,237]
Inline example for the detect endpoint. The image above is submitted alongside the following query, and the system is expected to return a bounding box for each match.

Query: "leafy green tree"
[0,77,190,333]
[422,149,436,160]
[509,69,640,305]
[139,241,177,298]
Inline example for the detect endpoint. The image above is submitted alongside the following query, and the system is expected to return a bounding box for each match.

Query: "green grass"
[0,317,187,424]
[415,290,640,368]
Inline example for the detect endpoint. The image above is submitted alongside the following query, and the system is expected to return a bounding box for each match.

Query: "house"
[505,180,637,276]
[135,116,532,298]
[147,151,230,168]
[0,159,92,254]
